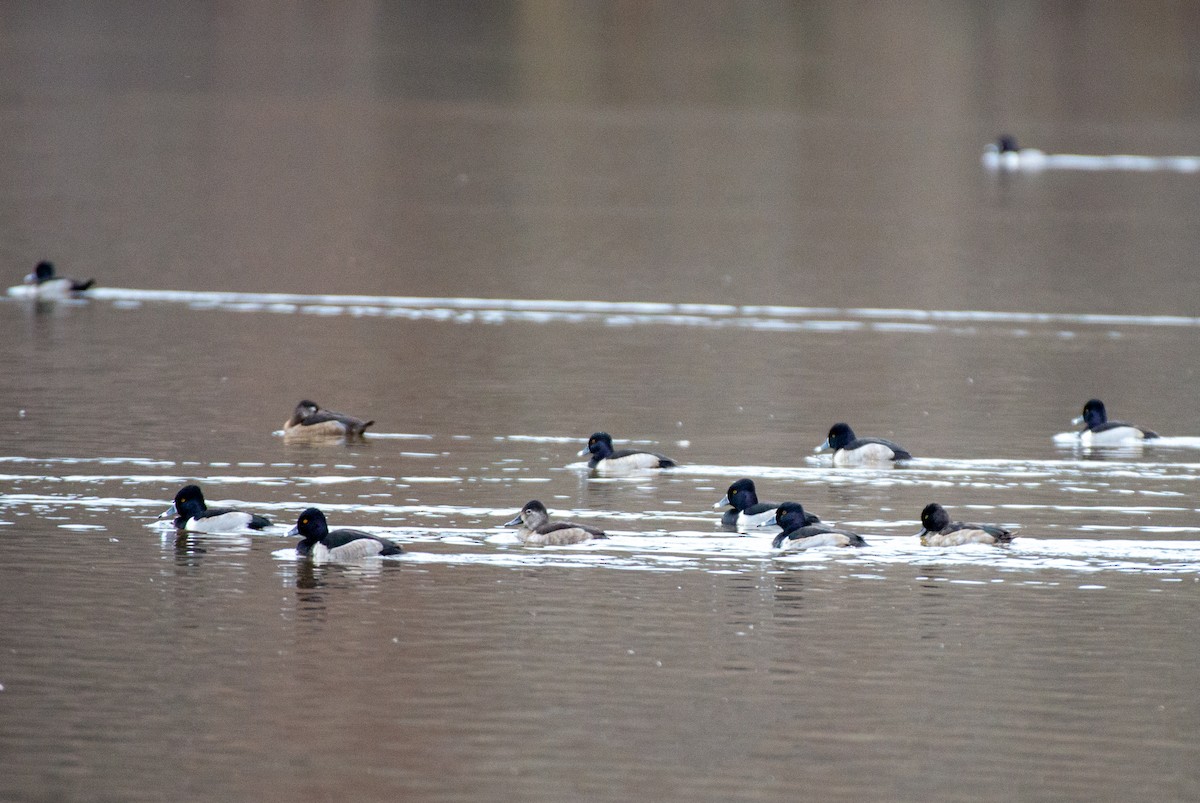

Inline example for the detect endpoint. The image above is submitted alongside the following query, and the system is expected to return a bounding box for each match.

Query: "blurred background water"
[2,2,1200,800]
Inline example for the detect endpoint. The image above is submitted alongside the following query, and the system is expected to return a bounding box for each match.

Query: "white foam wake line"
[983,149,1200,173]
[84,288,1200,332]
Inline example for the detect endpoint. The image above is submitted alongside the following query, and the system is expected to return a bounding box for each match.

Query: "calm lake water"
[3,2,1200,801]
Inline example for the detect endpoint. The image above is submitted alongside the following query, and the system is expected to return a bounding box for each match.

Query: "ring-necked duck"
[814,422,912,466]
[982,135,1046,171]
[917,503,1014,546]
[23,260,95,298]
[771,502,866,549]
[504,500,607,546]
[283,400,373,439]
[159,484,271,532]
[578,432,676,474]
[713,478,817,530]
[290,507,402,560]
[1072,399,1158,445]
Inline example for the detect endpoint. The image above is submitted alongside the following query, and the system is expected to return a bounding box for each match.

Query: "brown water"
[4,3,1200,801]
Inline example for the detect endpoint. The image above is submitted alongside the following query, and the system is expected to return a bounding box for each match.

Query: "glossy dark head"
[505,499,548,527]
[823,423,857,451]
[1077,399,1107,428]
[918,503,950,535]
[172,484,208,517]
[775,502,812,530]
[719,478,759,511]
[159,484,207,525]
[291,507,330,541]
[997,135,1019,153]
[582,432,614,459]
[33,261,56,282]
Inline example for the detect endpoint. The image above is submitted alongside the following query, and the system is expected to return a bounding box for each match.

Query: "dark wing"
[609,448,674,467]
[301,409,352,425]
[247,513,272,530]
[772,523,840,548]
[194,506,271,530]
[70,278,95,291]
[948,520,1014,543]
[744,502,778,517]
[540,521,607,539]
[194,506,238,520]
[1092,420,1159,439]
[326,529,403,555]
[852,437,912,460]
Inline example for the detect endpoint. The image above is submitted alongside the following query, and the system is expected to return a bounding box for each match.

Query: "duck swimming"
[714,478,781,528]
[290,507,402,561]
[21,260,95,298]
[160,484,272,532]
[578,432,676,474]
[1073,399,1158,446]
[917,503,1014,546]
[283,400,374,439]
[771,502,866,550]
[504,500,607,546]
[814,422,911,466]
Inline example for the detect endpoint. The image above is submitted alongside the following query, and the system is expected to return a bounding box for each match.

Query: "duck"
[159,484,272,532]
[504,500,607,546]
[290,507,402,560]
[917,502,1014,546]
[771,502,866,549]
[578,432,676,474]
[814,422,912,466]
[283,400,373,439]
[713,478,813,529]
[981,135,1046,171]
[1073,399,1158,445]
[22,260,95,298]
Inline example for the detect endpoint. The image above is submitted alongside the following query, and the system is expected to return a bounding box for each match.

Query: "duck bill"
[712,495,731,509]
[1071,415,1084,425]
[813,438,830,453]
[576,446,591,457]
[916,528,929,537]
[158,503,178,520]
[287,525,300,536]
[504,514,522,526]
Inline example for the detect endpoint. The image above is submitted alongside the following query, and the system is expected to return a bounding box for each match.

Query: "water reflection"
[5,1,1200,800]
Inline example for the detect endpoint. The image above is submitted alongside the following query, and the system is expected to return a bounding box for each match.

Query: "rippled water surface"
[3,3,1200,801]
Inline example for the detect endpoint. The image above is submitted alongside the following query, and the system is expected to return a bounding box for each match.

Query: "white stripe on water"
[10,286,1200,334]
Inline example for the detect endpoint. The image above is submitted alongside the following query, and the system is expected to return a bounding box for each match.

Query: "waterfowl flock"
[9,260,1174,564]
[151,394,1166,562]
